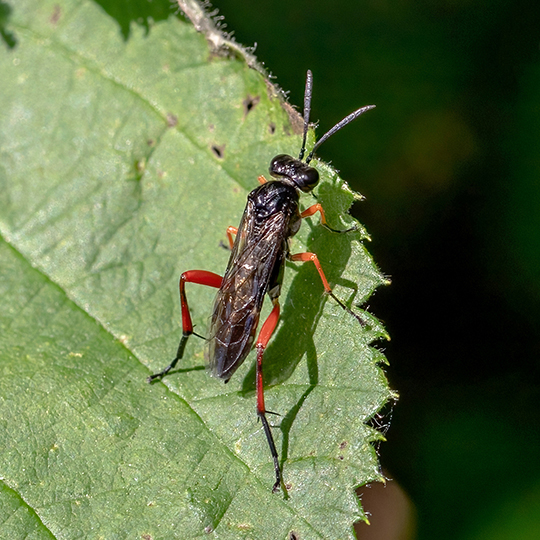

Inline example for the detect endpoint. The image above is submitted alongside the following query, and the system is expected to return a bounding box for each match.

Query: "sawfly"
[148,70,375,492]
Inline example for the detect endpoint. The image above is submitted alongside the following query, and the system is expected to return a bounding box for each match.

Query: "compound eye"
[298,166,319,192]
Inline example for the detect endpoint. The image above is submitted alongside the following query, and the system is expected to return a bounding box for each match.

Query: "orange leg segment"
[226,226,238,250]
[300,203,327,226]
[255,301,282,492]
[301,202,357,233]
[290,252,332,292]
[289,252,366,327]
[147,270,223,382]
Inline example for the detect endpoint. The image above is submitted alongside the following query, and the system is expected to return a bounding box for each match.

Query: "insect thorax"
[249,181,300,223]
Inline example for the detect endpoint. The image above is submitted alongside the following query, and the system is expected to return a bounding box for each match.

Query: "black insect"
[148,70,375,492]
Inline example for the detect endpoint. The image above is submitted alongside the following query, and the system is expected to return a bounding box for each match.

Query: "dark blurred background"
[209,0,540,539]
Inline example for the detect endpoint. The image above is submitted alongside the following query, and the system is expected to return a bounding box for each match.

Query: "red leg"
[258,174,268,184]
[147,270,223,382]
[255,301,282,492]
[289,252,365,326]
[226,226,238,250]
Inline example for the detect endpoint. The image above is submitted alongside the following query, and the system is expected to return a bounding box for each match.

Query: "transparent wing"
[207,204,289,380]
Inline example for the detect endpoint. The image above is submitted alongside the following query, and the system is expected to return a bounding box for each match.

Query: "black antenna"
[305,104,376,164]
[298,70,313,161]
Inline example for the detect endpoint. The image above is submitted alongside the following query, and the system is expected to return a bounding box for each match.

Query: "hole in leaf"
[243,94,260,117]
[211,144,225,159]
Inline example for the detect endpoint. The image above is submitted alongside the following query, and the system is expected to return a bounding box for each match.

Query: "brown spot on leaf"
[50,5,61,25]
[281,101,304,135]
[166,113,178,127]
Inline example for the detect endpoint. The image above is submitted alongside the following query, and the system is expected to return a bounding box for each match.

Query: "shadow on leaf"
[0,1,16,48]
[91,0,181,40]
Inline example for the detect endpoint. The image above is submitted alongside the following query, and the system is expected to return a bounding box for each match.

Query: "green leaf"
[0,1,392,538]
